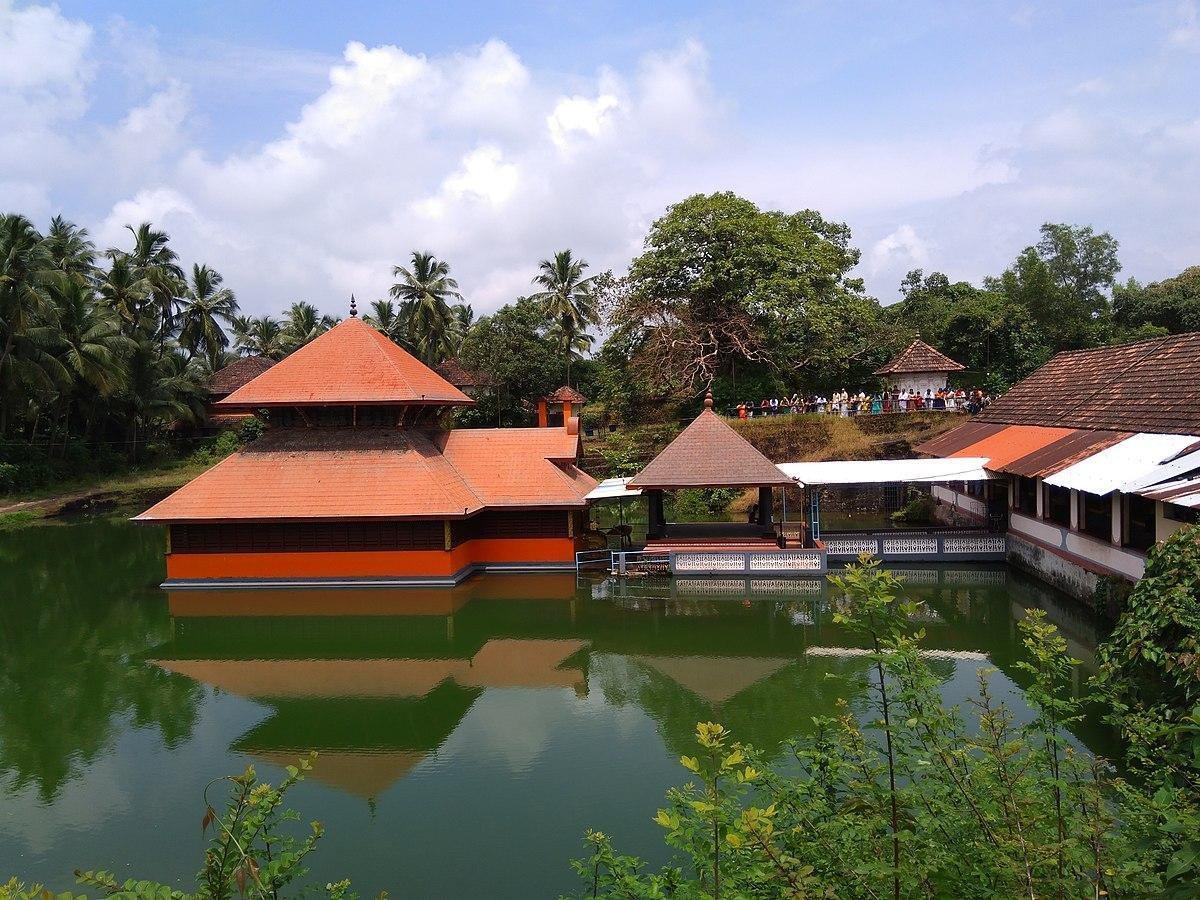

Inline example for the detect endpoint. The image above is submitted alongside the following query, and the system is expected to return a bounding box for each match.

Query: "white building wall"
[889,372,949,394]
[1157,501,1196,542]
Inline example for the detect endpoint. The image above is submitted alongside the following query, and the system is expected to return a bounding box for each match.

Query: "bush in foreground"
[570,557,1200,898]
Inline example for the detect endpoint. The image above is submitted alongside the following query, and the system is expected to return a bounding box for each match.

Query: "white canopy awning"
[1118,447,1200,494]
[1044,433,1200,495]
[775,457,995,487]
[1137,474,1200,509]
[585,477,644,501]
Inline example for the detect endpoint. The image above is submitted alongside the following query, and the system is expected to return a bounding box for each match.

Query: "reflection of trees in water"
[0,519,202,801]
[590,653,872,762]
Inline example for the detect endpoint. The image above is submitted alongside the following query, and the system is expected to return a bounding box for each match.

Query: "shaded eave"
[213,397,474,410]
[136,503,588,526]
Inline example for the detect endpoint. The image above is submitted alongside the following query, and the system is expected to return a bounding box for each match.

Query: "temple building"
[919,331,1200,599]
[875,339,965,395]
[203,355,275,430]
[137,309,596,587]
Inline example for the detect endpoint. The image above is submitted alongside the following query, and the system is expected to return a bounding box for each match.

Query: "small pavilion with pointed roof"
[628,393,794,543]
[137,301,596,587]
[875,339,965,395]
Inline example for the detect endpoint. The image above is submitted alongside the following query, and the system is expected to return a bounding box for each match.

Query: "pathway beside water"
[0,516,1111,898]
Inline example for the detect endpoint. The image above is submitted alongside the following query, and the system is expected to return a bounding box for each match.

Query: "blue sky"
[4,1,1200,315]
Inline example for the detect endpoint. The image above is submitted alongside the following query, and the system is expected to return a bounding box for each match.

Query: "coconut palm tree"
[43,216,96,276]
[109,222,184,351]
[0,214,55,387]
[96,255,151,330]
[281,301,337,351]
[530,250,599,385]
[49,273,131,398]
[390,251,463,364]
[235,315,287,360]
[364,299,411,346]
[178,264,238,369]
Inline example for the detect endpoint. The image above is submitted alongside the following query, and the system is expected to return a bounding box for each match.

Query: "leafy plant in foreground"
[570,556,1197,898]
[3,754,365,900]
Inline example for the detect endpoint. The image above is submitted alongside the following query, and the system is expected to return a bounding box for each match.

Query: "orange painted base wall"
[165,537,577,581]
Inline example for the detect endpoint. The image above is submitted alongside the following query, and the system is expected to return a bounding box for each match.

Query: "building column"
[1111,492,1123,547]
[537,399,548,428]
[758,486,773,529]
[1035,478,1044,519]
[1069,489,1079,530]
[647,490,665,539]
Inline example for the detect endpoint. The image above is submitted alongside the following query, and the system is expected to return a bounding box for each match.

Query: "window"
[1014,477,1038,517]
[1078,492,1112,541]
[1124,494,1156,553]
[1164,502,1200,524]
[1044,484,1071,527]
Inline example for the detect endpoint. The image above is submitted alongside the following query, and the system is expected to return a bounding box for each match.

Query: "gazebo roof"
[628,397,792,489]
[216,317,472,409]
[875,339,965,375]
[545,385,587,404]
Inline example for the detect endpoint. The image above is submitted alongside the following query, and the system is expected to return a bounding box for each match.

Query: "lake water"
[0,516,1111,897]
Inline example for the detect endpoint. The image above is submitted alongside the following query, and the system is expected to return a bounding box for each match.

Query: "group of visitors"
[733,388,993,419]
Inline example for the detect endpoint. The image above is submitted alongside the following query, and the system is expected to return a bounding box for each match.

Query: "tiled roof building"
[209,356,276,398]
[917,331,1200,597]
[139,313,595,586]
[875,339,965,376]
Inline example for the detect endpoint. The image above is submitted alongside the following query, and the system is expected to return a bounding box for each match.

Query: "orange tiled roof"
[135,425,594,523]
[946,425,1077,469]
[438,428,596,507]
[629,408,792,488]
[875,339,965,375]
[217,318,472,408]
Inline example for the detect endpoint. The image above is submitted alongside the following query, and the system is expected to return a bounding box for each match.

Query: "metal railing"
[612,549,672,575]
[574,549,613,571]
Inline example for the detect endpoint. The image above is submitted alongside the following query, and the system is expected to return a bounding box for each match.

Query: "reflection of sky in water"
[0,518,1111,898]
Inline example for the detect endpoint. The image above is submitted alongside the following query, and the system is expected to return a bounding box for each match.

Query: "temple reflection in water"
[146,565,1109,803]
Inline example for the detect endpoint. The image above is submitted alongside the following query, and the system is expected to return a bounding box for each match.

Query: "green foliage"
[456,296,565,427]
[888,491,934,525]
[1093,525,1200,779]
[668,489,742,522]
[1114,266,1200,335]
[0,510,40,530]
[572,557,1199,898]
[603,192,895,396]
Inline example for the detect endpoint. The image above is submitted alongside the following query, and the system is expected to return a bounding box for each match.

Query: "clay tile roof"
[134,425,596,523]
[875,340,966,375]
[217,318,472,408]
[546,385,587,404]
[437,428,596,507]
[208,356,276,396]
[628,409,793,488]
[135,427,483,522]
[942,424,1077,470]
[434,358,491,388]
[977,331,1200,435]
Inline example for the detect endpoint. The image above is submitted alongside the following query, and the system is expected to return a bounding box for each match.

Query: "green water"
[0,517,1111,897]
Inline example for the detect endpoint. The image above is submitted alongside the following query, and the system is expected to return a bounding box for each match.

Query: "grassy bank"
[585,411,964,477]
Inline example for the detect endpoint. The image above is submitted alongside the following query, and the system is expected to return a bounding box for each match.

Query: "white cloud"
[869,225,932,275]
[1069,78,1109,96]
[547,93,620,150]
[0,0,91,92]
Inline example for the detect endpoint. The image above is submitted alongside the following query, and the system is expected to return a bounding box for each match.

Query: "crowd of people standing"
[733,388,993,418]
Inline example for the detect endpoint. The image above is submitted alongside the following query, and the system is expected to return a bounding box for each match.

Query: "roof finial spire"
[349,294,358,317]
[704,390,714,409]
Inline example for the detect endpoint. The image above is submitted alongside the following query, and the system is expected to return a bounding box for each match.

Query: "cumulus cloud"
[869,225,932,275]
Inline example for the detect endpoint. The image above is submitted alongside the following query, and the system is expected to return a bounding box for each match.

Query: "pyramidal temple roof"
[217,317,472,408]
[628,399,792,489]
[874,339,965,376]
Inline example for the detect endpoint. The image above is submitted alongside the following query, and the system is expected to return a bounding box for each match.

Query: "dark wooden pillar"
[758,486,773,531]
[647,490,666,539]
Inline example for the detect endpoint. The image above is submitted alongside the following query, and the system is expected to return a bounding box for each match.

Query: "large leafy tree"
[0,214,54,381]
[110,222,185,352]
[43,215,97,276]
[986,223,1120,350]
[531,250,600,385]
[457,296,563,426]
[1113,266,1200,335]
[178,264,238,370]
[390,251,463,364]
[606,192,886,394]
